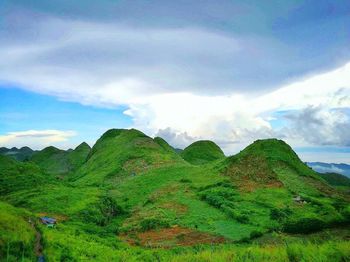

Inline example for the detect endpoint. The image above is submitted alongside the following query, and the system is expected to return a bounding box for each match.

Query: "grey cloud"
[284,106,350,147]
[1,6,350,105]
[155,128,197,149]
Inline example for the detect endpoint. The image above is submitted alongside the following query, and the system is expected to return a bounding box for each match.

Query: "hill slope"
[317,172,350,187]
[0,155,46,195]
[1,132,349,260]
[0,146,36,161]
[72,129,186,185]
[181,140,225,165]
[30,143,91,177]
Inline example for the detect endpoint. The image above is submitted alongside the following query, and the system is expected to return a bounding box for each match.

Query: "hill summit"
[181,140,225,165]
[72,129,185,185]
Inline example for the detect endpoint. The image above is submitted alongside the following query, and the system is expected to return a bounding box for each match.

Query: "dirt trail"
[28,218,45,262]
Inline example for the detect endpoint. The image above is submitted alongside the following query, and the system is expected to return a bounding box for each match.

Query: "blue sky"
[1,1,350,163]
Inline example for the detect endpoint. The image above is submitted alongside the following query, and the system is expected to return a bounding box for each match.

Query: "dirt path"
[29,218,45,262]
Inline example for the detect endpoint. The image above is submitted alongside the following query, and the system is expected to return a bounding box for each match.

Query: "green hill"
[318,172,350,187]
[0,132,349,261]
[0,146,36,161]
[181,140,225,164]
[0,155,46,195]
[30,142,91,177]
[72,129,186,185]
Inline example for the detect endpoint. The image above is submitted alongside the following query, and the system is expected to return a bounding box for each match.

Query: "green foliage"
[0,201,35,261]
[140,218,170,231]
[283,216,326,233]
[250,230,263,239]
[72,129,185,185]
[0,146,35,161]
[181,140,225,165]
[79,196,126,226]
[30,143,90,177]
[270,207,292,222]
[318,172,350,187]
[1,130,349,261]
[0,155,46,195]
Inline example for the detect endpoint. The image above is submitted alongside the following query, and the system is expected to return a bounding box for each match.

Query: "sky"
[1,1,350,163]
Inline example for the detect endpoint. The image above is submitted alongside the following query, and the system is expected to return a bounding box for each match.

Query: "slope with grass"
[0,146,36,161]
[72,129,186,185]
[181,140,225,165]
[0,155,46,195]
[30,142,91,177]
[0,201,36,261]
[317,172,350,187]
[1,130,349,261]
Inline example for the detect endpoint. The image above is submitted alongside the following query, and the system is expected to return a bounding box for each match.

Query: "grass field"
[0,129,349,261]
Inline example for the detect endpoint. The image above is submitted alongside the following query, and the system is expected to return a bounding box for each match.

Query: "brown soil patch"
[123,225,226,248]
[224,155,283,192]
[159,202,188,214]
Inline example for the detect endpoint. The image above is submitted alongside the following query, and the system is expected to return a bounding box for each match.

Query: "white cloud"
[0,14,349,156]
[0,130,76,150]
[125,63,350,153]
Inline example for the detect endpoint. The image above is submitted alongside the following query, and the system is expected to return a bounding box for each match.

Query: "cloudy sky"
[1,0,350,163]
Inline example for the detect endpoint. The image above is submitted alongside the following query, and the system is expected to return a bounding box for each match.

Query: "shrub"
[283,217,325,233]
[140,218,170,231]
[79,196,126,226]
[270,207,292,221]
[250,230,263,239]
[179,178,192,183]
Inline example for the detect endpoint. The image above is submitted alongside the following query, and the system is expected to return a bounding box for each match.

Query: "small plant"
[283,217,325,233]
[179,178,192,183]
[140,218,170,231]
[249,230,263,239]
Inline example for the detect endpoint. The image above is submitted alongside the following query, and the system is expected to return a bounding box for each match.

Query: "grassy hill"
[318,172,350,187]
[71,129,186,185]
[0,201,36,261]
[30,142,91,178]
[0,130,349,261]
[181,140,225,165]
[0,146,36,161]
[0,155,46,195]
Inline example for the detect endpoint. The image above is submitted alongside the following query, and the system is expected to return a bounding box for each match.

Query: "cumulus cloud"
[155,128,197,149]
[0,130,76,149]
[283,106,350,147]
[0,8,349,155]
[124,63,350,152]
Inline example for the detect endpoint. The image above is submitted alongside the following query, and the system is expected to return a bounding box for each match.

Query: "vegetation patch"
[125,225,226,248]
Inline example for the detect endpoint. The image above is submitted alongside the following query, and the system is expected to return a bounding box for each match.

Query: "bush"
[79,196,126,226]
[250,230,263,239]
[283,217,325,233]
[179,178,192,183]
[270,207,292,221]
[140,218,170,231]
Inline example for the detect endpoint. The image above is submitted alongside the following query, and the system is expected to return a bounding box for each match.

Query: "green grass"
[0,201,36,261]
[0,155,47,195]
[30,142,90,177]
[181,140,225,165]
[0,129,349,261]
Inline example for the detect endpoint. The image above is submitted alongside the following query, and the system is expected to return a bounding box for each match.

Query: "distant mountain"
[30,142,91,178]
[0,154,46,195]
[307,162,350,178]
[317,172,350,187]
[0,146,36,161]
